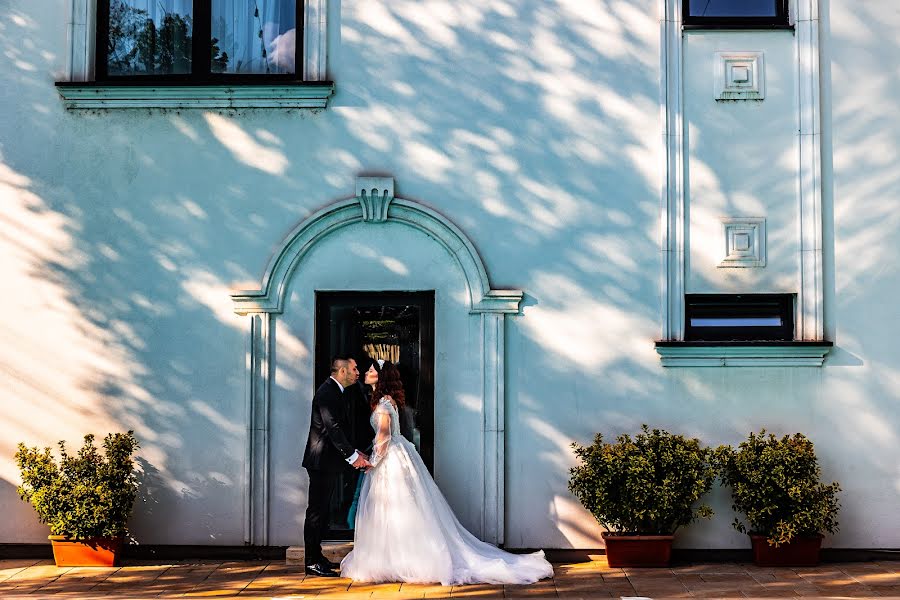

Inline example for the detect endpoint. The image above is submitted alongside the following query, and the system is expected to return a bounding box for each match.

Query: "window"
[58,0,331,108]
[96,0,302,81]
[684,294,794,341]
[684,0,790,28]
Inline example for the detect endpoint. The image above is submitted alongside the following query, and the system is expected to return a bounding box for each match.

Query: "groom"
[302,357,371,577]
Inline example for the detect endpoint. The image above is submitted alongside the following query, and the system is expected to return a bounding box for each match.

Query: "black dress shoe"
[305,562,339,578]
[322,558,341,570]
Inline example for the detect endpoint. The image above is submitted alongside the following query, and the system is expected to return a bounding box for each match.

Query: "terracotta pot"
[601,533,674,567]
[49,535,124,567]
[750,533,823,567]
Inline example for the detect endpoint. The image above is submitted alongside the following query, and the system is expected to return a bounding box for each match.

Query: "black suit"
[302,378,356,566]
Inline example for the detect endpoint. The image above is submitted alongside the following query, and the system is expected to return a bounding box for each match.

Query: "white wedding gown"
[341,397,553,585]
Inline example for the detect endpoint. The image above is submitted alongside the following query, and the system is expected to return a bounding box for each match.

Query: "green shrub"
[15,431,140,540]
[716,430,840,547]
[568,425,716,535]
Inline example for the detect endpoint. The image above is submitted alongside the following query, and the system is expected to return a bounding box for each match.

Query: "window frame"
[682,0,792,29]
[684,293,795,342]
[95,0,305,83]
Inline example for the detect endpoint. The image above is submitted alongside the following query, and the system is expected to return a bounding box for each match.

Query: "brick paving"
[1,558,900,599]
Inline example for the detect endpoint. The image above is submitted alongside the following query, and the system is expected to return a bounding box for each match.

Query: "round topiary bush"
[568,425,716,535]
[716,430,840,547]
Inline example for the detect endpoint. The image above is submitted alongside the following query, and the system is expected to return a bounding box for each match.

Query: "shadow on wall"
[0,0,898,548]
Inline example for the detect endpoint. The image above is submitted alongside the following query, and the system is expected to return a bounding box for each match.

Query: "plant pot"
[750,534,823,567]
[601,533,674,567]
[49,535,124,567]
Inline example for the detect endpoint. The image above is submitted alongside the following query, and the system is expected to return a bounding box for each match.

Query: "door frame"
[313,290,435,473]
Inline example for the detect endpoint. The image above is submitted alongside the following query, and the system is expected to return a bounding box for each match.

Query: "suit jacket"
[302,378,356,472]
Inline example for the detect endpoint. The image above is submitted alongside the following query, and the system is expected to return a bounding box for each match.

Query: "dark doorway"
[314,291,435,540]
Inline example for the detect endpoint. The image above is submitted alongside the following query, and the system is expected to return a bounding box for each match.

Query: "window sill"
[654,341,833,367]
[55,82,334,109]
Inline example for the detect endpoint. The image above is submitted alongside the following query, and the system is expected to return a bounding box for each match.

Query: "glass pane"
[318,296,432,539]
[688,0,778,17]
[211,0,296,74]
[107,0,193,75]
[690,317,783,327]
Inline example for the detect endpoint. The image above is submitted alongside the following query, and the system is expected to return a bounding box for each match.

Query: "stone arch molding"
[231,177,523,547]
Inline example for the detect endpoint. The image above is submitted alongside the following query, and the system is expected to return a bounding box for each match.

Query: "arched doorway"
[232,177,522,547]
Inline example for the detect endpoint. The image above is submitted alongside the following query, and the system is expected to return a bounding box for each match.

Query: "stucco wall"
[1,0,898,550]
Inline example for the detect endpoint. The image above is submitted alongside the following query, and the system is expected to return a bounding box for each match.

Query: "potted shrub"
[15,431,140,567]
[716,430,840,566]
[569,425,716,567]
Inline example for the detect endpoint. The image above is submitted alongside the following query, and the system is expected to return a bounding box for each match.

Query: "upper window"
[683,0,790,28]
[97,0,302,81]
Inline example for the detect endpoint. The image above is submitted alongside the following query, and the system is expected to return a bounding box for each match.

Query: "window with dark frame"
[684,294,794,341]
[684,0,790,28]
[96,0,304,82]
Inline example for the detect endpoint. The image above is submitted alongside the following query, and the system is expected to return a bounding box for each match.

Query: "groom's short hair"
[330,356,352,374]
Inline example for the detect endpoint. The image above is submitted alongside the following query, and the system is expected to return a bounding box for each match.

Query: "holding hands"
[352,452,372,470]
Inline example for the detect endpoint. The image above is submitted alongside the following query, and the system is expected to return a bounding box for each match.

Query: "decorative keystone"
[356,177,395,222]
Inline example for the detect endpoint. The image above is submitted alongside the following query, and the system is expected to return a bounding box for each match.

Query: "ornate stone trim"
[481,313,505,544]
[655,341,833,367]
[232,178,522,545]
[232,180,521,316]
[796,0,825,340]
[55,83,334,110]
[244,313,272,545]
[660,0,686,341]
[719,217,767,268]
[659,0,825,348]
[356,177,394,223]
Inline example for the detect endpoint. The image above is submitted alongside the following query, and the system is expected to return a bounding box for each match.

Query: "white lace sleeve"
[370,404,392,467]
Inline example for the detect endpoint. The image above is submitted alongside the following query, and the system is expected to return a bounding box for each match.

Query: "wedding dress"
[340,397,553,585]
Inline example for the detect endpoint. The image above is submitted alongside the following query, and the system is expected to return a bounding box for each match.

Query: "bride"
[340,361,553,585]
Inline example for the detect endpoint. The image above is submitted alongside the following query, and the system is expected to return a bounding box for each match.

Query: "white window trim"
[62,0,330,108]
[658,0,827,365]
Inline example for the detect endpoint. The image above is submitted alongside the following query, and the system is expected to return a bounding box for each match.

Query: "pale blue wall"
[1,0,899,549]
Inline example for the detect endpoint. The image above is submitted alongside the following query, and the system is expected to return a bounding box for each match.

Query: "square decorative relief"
[715,52,765,101]
[720,218,766,267]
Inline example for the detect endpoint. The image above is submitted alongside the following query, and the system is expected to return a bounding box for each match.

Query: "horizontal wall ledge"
[55,82,335,109]
[654,341,834,367]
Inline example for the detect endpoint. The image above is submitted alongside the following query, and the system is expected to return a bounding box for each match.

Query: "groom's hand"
[351,455,371,469]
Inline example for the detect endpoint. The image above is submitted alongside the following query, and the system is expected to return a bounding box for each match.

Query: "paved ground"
[2,558,900,599]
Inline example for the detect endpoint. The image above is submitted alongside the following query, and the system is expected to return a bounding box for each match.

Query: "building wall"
[1,0,898,549]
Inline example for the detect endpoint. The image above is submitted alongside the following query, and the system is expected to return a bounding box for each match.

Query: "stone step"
[286,542,354,566]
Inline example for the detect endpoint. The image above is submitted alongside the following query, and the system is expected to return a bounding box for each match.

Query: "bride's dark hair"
[371,361,405,410]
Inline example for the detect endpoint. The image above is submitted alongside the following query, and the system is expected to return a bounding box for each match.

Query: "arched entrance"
[231,177,522,546]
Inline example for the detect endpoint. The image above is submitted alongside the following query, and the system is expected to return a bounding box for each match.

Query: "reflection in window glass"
[107,0,193,75]
[211,1,296,74]
[688,0,778,17]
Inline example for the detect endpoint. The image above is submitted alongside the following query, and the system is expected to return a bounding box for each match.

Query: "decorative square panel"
[719,217,766,267]
[715,52,765,101]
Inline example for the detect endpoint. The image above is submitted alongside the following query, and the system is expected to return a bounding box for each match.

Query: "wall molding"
[232,178,522,545]
[655,341,833,367]
[659,0,825,347]
[796,0,825,340]
[55,83,334,109]
[660,0,686,341]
